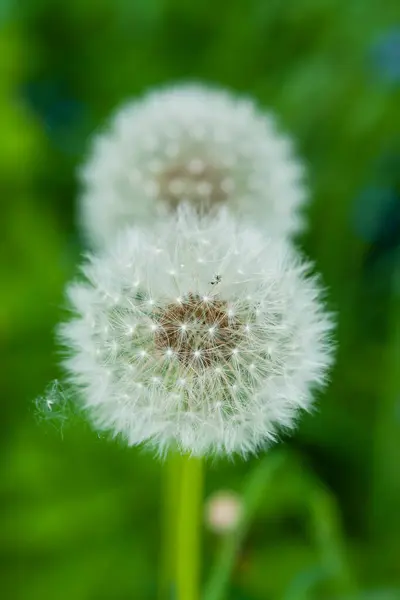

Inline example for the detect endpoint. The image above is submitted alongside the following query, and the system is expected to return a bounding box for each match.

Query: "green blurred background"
[1,1,400,599]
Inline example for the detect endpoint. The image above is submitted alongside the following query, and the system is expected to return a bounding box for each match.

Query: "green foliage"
[1,1,399,598]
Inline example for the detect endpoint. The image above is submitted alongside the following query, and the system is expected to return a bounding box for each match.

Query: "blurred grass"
[1,1,400,599]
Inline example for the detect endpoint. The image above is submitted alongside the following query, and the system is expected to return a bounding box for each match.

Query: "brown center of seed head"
[154,294,241,369]
[158,162,229,209]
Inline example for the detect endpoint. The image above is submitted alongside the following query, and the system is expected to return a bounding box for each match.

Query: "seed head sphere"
[61,208,333,456]
[80,84,307,248]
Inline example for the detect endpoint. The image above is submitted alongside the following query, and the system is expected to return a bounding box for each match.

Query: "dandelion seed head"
[60,207,334,456]
[80,83,307,248]
[205,490,242,534]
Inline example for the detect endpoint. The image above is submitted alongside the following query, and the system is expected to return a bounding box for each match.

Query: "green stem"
[159,452,181,600]
[204,451,355,600]
[177,454,204,600]
[307,484,356,595]
[203,451,286,600]
[371,269,400,538]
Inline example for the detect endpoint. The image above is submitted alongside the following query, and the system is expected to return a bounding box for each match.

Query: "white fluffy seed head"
[80,83,307,248]
[205,490,242,534]
[60,206,334,457]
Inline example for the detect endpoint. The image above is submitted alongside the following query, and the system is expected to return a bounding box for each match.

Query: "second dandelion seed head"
[80,83,307,248]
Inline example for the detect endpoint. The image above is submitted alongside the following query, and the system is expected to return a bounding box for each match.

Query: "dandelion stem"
[371,269,400,538]
[159,451,181,600]
[176,454,204,600]
[203,451,286,600]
